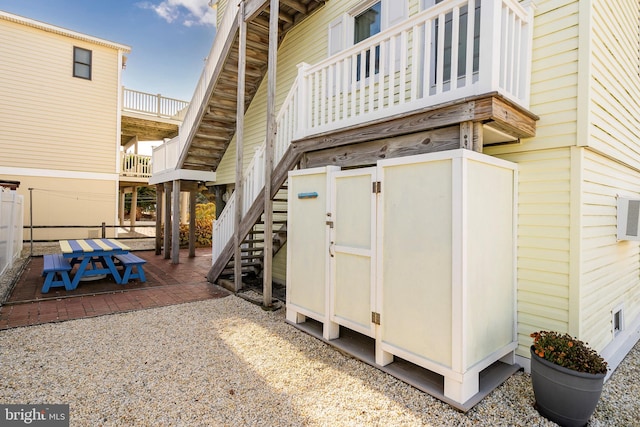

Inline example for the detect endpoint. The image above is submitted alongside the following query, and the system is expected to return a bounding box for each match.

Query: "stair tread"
[226,261,262,267]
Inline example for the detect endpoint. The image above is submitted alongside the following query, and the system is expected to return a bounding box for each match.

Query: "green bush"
[161,203,215,248]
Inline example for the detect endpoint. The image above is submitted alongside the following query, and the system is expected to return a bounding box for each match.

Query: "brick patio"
[0,248,230,329]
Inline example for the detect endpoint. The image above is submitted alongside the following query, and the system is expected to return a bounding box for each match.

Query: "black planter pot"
[530,346,605,427]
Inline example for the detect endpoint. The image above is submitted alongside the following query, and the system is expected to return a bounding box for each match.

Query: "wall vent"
[617,197,640,240]
[612,304,624,338]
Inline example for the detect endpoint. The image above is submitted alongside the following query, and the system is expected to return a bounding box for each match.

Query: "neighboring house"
[151,0,640,409]
[0,11,185,241]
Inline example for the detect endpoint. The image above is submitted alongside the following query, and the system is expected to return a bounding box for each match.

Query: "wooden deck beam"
[292,93,537,155]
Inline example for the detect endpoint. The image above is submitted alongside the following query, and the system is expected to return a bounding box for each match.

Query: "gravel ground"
[1,296,639,426]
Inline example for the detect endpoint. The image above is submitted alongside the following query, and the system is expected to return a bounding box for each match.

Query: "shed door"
[330,168,377,338]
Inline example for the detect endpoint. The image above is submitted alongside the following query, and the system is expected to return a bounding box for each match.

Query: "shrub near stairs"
[178,218,214,247]
[161,203,215,248]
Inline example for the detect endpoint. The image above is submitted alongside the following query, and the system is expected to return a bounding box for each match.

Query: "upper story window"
[354,2,381,44]
[328,0,407,80]
[328,0,407,57]
[354,2,382,79]
[73,47,92,80]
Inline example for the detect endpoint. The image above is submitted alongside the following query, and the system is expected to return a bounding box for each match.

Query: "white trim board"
[0,167,118,182]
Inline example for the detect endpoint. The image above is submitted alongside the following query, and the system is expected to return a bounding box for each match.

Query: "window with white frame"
[327,0,408,57]
[354,2,381,78]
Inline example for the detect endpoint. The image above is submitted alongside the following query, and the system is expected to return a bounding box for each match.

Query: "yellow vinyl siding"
[216,0,229,28]
[579,149,640,352]
[589,0,640,170]
[273,242,287,284]
[1,174,117,241]
[497,148,572,356]
[0,19,119,174]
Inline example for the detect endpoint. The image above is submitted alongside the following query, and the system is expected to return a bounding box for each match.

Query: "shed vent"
[617,197,640,240]
[612,304,624,338]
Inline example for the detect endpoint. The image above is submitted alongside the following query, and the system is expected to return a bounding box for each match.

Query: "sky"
[1,0,218,102]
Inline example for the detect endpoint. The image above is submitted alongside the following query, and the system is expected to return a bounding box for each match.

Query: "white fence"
[0,189,24,277]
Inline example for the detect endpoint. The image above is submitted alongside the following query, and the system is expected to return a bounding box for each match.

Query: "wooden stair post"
[263,0,279,308]
[234,0,247,292]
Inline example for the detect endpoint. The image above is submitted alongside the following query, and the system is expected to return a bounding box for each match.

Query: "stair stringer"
[207,146,301,284]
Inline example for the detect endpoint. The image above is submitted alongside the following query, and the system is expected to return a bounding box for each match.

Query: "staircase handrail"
[211,76,300,264]
[178,1,240,162]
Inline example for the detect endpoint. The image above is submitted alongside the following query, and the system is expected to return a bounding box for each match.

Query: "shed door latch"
[372,181,382,194]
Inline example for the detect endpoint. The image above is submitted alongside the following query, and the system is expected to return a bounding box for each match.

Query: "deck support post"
[189,188,196,258]
[473,122,484,152]
[155,184,163,255]
[163,182,172,259]
[234,0,247,292]
[130,185,138,232]
[460,121,472,150]
[262,0,279,308]
[172,179,181,264]
[119,190,126,226]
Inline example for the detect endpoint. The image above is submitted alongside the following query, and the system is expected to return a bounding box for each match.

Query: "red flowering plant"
[530,331,608,375]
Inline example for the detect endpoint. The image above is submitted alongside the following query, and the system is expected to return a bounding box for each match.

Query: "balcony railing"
[121,152,152,178]
[151,136,181,176]
[122,87,189,119]
[297,0,533,138]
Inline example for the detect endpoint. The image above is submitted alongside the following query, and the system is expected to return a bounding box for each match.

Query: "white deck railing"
[120,152,152,178]
[211,78,300,262]
[122,88,189,119]
[151,136,181,175]
[297,0,533,137]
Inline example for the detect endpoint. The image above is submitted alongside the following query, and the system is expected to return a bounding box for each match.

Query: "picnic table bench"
[113,253,147,283]
[40,239,147,293]
[41,254,73,293]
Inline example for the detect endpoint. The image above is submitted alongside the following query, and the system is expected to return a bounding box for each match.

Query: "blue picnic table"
[59,238,131,289]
